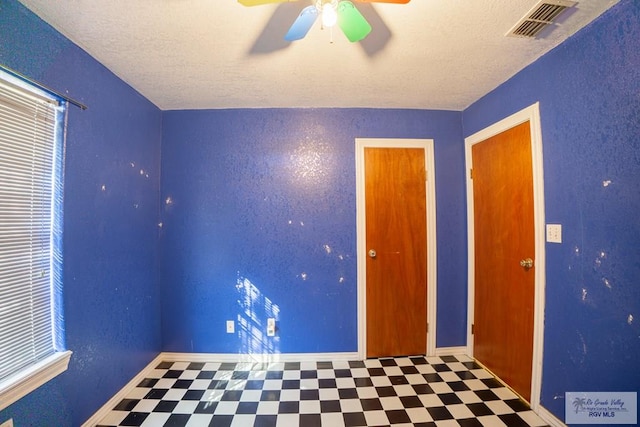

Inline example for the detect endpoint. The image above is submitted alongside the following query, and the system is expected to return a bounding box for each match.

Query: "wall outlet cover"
[267,318,276,337]
[226,320,235,334]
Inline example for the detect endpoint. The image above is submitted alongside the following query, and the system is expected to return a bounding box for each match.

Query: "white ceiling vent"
[507,0,577,38]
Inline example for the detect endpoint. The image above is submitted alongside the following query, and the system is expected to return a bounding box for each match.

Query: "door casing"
[464,103,546,409]
[355,138,437,359]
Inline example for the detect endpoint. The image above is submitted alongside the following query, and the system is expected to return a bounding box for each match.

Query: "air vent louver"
[507,0,577,38]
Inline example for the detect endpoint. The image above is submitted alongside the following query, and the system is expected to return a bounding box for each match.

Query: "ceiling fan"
[239,0,410,43]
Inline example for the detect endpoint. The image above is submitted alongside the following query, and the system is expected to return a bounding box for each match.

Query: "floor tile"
[96,355,549,427]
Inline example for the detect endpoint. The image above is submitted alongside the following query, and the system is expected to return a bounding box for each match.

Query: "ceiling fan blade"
[354,0,410,3]
[238,0,299,6]
[284,6,319,41]
[338,1,372,42]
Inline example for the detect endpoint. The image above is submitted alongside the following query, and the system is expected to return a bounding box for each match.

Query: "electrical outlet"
[0,419,14,427]
[546,224,562,243]
[267,318,276,337]
[226,320,235,334]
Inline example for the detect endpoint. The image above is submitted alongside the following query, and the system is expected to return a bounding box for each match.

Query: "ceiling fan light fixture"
[322,2,338,28]
[264,0,402,43]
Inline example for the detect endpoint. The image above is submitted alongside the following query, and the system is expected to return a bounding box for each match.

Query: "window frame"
[0,69,71,411]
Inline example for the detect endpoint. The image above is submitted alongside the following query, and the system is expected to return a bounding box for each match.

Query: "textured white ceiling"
[18,0,618,110]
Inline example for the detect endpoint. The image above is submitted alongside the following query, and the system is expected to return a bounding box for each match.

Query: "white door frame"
[355,138,438,359]
[464,103,546,409]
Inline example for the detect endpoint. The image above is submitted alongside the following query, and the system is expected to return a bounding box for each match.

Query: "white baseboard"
[161,352,360,363]
[81,354,164,427]
[536,405,567,427]
[434,346,468,356]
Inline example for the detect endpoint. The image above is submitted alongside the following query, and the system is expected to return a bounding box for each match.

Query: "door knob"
[520,258,534,269]
[368,249,377,258]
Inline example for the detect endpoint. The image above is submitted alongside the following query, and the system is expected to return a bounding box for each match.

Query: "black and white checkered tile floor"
[96,354,547,427]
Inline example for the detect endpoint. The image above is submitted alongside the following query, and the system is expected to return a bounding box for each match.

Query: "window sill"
[0,351,72,411]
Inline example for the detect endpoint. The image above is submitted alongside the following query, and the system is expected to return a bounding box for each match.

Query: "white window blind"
[0,75,63,383]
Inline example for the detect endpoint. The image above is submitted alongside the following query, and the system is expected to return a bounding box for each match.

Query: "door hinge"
[470,168,473,179]
[471,324,475,335]
[426,323,429,333]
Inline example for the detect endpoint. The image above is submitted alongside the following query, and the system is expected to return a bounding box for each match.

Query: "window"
[0,70,71,411]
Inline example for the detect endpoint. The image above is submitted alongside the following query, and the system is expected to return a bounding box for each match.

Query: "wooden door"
[471,121,535,401]
[365,147,427,358]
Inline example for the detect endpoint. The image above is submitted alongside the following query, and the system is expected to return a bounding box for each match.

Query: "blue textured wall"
[4,0,636,425]
[463,1,640,422]
[160,109,467,353]
[0,0,162,425]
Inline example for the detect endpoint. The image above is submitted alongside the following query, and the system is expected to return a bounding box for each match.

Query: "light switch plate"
[226,320,235,334]
[546,224,562,243]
